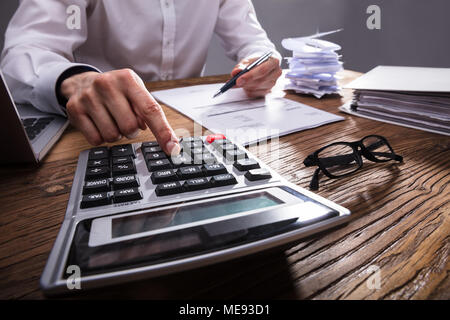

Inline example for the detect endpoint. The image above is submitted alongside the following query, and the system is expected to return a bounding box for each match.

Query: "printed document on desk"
[151,83,344,146]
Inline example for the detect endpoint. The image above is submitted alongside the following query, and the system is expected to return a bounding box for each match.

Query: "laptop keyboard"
[21,117,54,141]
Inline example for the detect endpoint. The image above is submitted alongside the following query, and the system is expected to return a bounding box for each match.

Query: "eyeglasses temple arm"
[309,168,321,190]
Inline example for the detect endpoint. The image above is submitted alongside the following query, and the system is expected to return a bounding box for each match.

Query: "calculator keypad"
[79,136,275,209]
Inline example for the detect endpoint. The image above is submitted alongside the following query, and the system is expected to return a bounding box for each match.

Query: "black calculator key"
[111,144,135,158]
[225,149,247,161]
[145,152,167,161]
[83,179,110,195]
[244,168,272,181]
[184,177,211,191]
[143,146,162,154]
[88,147,109,160]
[80,192,111,209]
[112,162,136,176]
[194,152,216,164]
[155,181,184,196]
[87,158,109,168]
[85,166,110,179]
[210,173,238,187]
[147,159,172,172]
[113,188,142,203]
[234,158,260,171]
[170,154,194,167]
[112,156,133,165]
[151,169,178,184]
[181,140,203,150]
[141,141,159,148]
[185,147,204,157]
[178,166,204,179]
[113,175,139,189]
[203,163,227,176]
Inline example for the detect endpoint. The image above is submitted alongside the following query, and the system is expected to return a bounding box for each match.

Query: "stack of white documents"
[341,66,450,136]
[282,30,343,98]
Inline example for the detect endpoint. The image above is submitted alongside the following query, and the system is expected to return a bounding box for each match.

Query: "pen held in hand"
[212,51,273,98]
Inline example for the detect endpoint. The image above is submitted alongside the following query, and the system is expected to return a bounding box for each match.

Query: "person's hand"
[60,68,181,155]
[230,56,282,98]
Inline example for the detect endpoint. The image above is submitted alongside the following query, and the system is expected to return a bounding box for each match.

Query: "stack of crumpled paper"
[282,29,343,98]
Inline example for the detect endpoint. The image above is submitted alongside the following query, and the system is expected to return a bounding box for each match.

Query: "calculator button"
[155,181,184,196]
[206,134,226,144]
[184,177,211,191]
[219,144,237,155]
[210,173,238,187]
[87,159,109,168]
[143,146,162,154]
[181,140,203,150]
[111,144,135,158]
[83,179,110,195]
[145,152,167,161]
[85,166,110,180]
[178,166,204,179]
[203,163,228,176]
[151,169,178,184]
[186,147,204,157]
[147,159,172,172]
[170,154,194,167]
[80,192,111,209]
[88,147,109,160]
[194,152,216,164]
[112,156,133,165]
[234,158,260,171]
[141,141,159,148]
[112,162,136,176]
[225,149,247,161]
[113,187,143,203]
[244,168,272,181]
[113,175,139,189]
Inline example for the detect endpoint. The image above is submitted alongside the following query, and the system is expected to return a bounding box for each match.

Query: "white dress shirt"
[1,0,281,116]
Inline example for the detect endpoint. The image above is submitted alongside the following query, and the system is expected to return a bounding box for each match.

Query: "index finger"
[124,72,180,156]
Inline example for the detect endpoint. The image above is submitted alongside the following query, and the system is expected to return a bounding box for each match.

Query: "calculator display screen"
[111,192,283,238]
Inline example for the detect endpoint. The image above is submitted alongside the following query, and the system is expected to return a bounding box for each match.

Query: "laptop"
[0,70,69,164]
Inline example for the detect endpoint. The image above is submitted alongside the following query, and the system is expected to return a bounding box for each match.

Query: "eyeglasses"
[303,135,403,190]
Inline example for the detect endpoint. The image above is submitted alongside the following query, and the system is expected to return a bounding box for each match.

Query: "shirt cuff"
[33,62,101,116]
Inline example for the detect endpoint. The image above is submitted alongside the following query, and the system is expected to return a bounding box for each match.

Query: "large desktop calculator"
[41,134,351,295]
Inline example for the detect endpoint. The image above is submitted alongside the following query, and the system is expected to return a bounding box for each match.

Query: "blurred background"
[1,0,450,75]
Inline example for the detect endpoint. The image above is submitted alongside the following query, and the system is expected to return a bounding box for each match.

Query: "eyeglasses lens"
[362,136,393,161]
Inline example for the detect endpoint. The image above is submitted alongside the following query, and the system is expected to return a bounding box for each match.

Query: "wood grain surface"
[0,71,448,300]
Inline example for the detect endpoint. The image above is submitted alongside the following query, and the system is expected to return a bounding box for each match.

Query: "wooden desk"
[0,71,448,300]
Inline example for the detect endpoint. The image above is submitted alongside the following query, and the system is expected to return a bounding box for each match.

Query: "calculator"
[40,134,351,295]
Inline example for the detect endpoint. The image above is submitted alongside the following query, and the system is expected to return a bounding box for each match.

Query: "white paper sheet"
[151,83,344,146]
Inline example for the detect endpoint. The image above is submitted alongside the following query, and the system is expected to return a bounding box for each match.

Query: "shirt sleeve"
[0,0,100,116]
[214,0,282,65]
